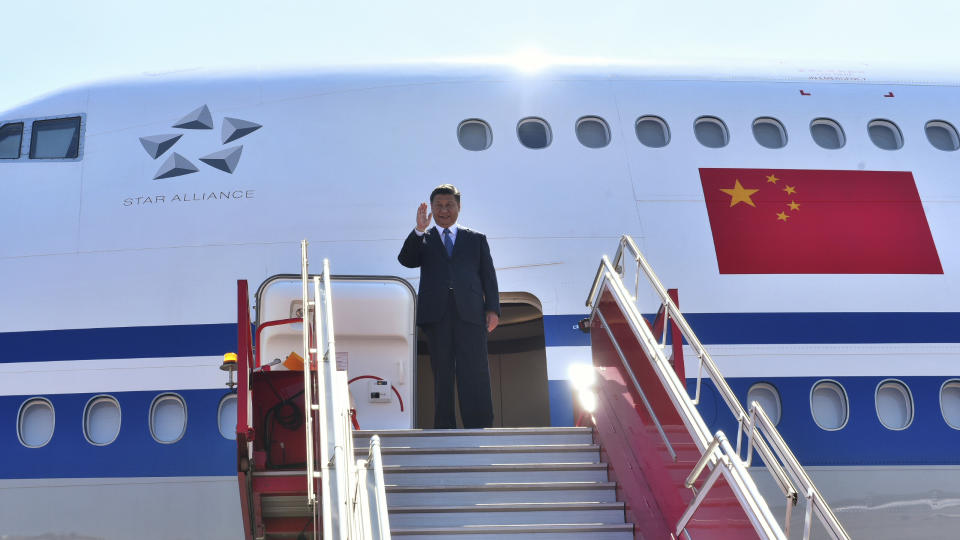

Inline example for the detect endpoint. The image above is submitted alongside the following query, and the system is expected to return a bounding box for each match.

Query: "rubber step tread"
[391,523,633,534]
[361,444,600,454]
[251,470,308,477]
[355,427,592,436]
[386,481,616,492]
[383,463,606,473]
[388,502,624,513]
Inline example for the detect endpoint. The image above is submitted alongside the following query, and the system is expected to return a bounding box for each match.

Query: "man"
[398,184,500,429]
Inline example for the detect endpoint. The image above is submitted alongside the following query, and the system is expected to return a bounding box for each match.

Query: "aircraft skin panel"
[757,466,960,539]
[0,356,226,395]
[2,68,960,538]
[0,468,957,539]
[0,239,620,332]
[0,476,244,540]
[5,74,959,314]
[0,161,82,258]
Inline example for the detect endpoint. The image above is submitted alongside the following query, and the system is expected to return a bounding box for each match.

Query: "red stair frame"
[584,286,762,540]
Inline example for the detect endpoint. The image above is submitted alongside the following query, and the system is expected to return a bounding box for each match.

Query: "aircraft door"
[416,292,551,428]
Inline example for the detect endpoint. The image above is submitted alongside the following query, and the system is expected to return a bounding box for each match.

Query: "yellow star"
[783,185,796,195]
[777,211,790,221]
[720,179,759,208]
[766,174,780,184]
[788,201,800,211]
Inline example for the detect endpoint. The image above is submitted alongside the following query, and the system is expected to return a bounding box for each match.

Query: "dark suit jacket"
[398,226,500,326]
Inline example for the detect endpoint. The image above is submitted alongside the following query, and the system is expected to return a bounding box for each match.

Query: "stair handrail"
[612,234,848,539]
[587,235,850,540]
[301,242,332,540]
[351,435,391,540]
[301,241,392,540]
[588,251,783,539]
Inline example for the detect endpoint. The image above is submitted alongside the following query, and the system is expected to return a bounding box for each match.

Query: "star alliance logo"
[138,104,261,179]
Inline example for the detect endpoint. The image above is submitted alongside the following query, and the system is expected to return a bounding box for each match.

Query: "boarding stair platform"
[230,238,851,540]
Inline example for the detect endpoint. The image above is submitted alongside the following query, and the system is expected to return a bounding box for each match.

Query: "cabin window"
[635,116,670,148]
[30,116,81,159]
[941,380,960,429]
[458,119,492,151]
[868,119,903,150]
[752,117,787,149]
[0,122,23,159]
[810,118,845,149]
[218,394,238,440]
[810,380,848,431]
[576,116,610,148]
[875,380,913,430]
[84,395,122,446]
[150,393,187,444]
[925,120,959,151]
[747,382,782,425]
[694,116,729,148]
[517,117,552,149]
[18,398,55,448]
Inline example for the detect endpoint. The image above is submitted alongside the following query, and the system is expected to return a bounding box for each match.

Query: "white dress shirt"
[415,223,459,245]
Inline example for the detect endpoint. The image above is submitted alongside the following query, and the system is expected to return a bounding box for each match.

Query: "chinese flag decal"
[700,168,943,274]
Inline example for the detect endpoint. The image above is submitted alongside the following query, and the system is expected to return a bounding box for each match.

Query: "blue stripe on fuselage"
[2,313,959,363]
[0,324,237,362]
[682,312,960,345]
[2,376,960,479]
[696,375,960,466]
[1,389,236,479]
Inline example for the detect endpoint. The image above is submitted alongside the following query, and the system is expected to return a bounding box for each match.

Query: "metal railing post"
[295,246,392,540]
[300,241,317,508]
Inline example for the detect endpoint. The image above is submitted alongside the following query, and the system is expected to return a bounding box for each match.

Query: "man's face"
[431,194,460,229]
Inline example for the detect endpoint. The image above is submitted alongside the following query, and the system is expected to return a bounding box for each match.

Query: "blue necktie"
[443,228,454,257]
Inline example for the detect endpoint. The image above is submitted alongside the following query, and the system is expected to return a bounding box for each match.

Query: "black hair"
[430,184,461,204]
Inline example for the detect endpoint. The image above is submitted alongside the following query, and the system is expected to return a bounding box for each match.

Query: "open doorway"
[416,292,551,428]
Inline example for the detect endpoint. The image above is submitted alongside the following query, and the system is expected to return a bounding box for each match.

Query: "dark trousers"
[423,291,494,429]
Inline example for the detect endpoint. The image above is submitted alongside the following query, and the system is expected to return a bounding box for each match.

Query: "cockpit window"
[0,122,23,159]
[30,116,81,159]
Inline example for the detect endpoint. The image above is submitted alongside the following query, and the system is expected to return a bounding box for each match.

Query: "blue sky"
[3,0,959,110]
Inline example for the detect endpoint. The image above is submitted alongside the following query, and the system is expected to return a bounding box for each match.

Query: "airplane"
[0,64,958,539]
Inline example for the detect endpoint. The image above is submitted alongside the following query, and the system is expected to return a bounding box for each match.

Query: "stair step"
[261,495,312,518]
[391,523,633,539]
[386,482,618,506]
[383,463,608,486]
[365,444,601,466]
[388,502,625,527]
[354,428,593,448]
[261,515,316,539]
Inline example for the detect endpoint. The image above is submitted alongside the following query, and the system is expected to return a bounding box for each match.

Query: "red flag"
[700,168,942,274]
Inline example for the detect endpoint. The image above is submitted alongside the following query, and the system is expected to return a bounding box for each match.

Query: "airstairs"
[356,427,633,539]
[582,235,851,540]
[235,242,391,540]
[231,237,851,540]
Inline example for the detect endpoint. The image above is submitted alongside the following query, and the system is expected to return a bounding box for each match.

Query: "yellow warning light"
[222,352,238,367]
[221,352,238,389]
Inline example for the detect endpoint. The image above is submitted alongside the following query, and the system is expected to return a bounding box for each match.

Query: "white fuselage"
[1,66,958,539]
